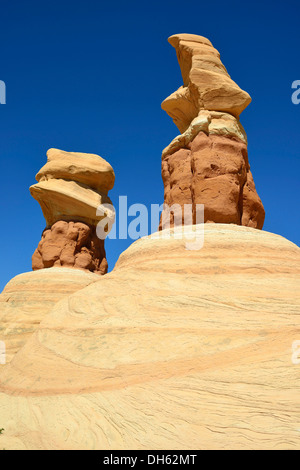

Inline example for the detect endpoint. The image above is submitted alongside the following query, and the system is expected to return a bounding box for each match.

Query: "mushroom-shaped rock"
[30,148,115,274]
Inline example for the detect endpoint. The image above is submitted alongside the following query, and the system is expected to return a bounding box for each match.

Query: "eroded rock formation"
[0,225,299,449]
[160,34,265,229]
[32,221,108,274]
[30,148,115,274]
[0,268,100,363]
[0,34,299,451]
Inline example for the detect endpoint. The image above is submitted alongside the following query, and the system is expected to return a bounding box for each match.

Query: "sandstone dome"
[0,267,101,364]
[0,224,299,450]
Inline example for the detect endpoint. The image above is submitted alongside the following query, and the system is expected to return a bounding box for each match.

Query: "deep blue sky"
[0,0,299,290]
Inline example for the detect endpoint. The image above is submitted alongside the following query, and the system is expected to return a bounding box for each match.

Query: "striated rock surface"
[160,34,265,230]
[30,148,115,274]
[0,224,299,450]
[0,268,100,364]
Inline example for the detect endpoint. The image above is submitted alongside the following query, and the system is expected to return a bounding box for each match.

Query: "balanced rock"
[160,34,265,229]
[30,148,115,274]
[161,34,251,133]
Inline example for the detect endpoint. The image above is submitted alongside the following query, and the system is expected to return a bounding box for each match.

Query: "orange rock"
[161,132,264,229]
[32,220,107,274]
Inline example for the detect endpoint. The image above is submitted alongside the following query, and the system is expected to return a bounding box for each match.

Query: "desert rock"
[30,149,115,274]
[32,220,108,274]
[160,34,265,230]
[0,267,100,364]
[0,225,299,449]
[161,131,265,228]
[162,34,251,133]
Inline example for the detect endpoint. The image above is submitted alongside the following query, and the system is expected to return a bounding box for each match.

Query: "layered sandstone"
[30,148,115,274]
[161,34,251,132]
[0,225,299,450]
[0,268,100,364]
[160,34,265,229]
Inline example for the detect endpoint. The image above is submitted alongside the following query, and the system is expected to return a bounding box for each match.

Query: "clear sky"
[0,0,299,290]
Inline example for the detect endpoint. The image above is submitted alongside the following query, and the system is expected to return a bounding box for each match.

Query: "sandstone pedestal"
[32,220,108,274]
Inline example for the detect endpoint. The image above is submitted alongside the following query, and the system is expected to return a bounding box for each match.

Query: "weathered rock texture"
[32,221,108,274]
[0,224,299,450]
[30,148,115,274]
[0,268,100,364]
[160,34,265,229]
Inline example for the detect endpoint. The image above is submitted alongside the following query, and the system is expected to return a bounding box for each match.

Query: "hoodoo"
[160,34,265,229]
[30,148,115,275]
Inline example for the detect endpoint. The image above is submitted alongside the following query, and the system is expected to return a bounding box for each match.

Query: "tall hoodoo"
[160,33,265,229]
[30,148,115,274]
